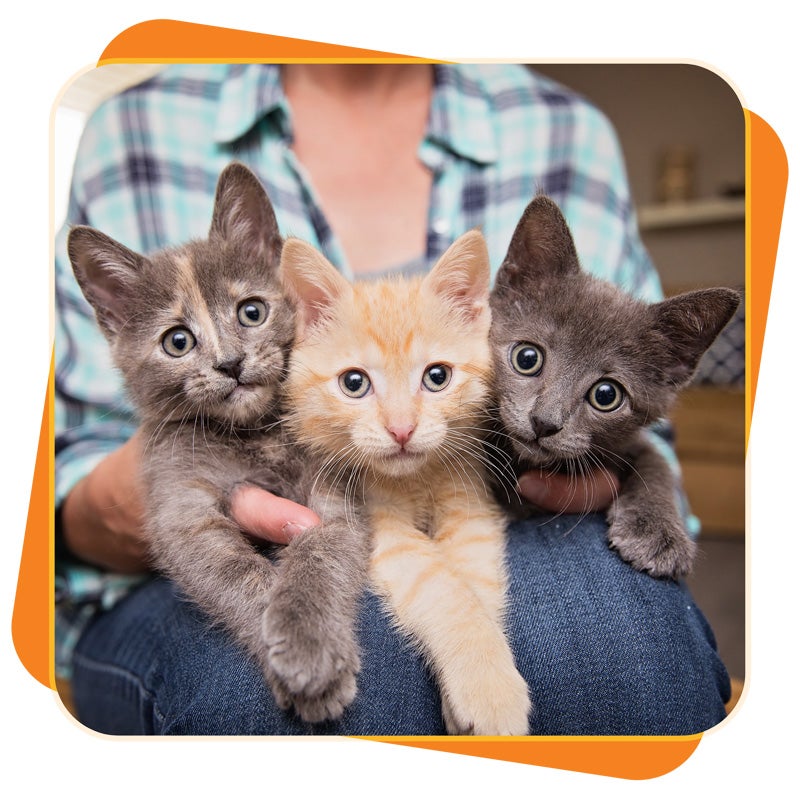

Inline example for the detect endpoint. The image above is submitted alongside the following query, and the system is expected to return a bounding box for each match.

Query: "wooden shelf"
[638,197,745,231]
[671,386,745,537]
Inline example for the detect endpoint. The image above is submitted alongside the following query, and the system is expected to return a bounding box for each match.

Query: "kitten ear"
[495,195,580,291]
[279,238,352,332]
[209,162,283,269]
[67,225,146,338]
[424,229,491,322]
[651,287,741,385]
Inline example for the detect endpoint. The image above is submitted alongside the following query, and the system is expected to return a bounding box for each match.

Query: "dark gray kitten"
[489,195,739,579]
[67,162,369,724]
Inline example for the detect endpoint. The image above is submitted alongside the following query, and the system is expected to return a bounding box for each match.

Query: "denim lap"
[71,513,730,736]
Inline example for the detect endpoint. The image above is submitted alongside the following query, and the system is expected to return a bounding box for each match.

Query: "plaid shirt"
[54,62,684,678]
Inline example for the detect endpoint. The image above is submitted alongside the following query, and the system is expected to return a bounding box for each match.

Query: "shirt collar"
[427,64,498,165]
[212,63,499,165]
[213,64,287,144]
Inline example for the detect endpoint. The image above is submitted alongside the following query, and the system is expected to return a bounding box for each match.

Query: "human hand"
[61,431,150,573]
[231,484,321,545]
[517,468,620,513]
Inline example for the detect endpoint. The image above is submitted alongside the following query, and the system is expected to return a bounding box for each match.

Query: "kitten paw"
[261,601,360,723]
[265,662,358,724]
[608,510,697,579]
[441,664,531,736]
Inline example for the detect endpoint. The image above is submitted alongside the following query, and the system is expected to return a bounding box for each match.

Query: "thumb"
[517,468,620,513]
[230,484,321,545]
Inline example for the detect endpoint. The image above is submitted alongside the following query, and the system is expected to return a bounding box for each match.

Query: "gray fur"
[489,195,740,578]
[67,162,369,723]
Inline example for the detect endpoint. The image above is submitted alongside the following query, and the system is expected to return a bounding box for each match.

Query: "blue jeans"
[70,514,730,735]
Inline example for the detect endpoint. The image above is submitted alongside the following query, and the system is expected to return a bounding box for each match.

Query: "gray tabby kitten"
[67,162,369,724]
[489,195,739,578]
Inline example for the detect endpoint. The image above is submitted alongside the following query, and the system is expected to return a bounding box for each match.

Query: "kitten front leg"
[262,498,369,723]
[371,510,530,736]
[435,499,531,736]
[146,481,278,675]
[606,434,697,579]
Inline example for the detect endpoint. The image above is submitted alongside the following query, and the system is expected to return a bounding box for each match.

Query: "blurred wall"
[532,63,745,292]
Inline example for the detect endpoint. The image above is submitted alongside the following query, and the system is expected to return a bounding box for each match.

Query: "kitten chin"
[209,383,280,427]
[372,448,432,478]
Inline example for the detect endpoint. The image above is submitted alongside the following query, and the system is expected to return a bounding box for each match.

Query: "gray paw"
[608,508,697,579]
[266,662,358,724]
[261,599,360,723]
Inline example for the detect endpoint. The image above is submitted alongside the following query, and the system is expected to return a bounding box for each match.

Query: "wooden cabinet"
[671,386,745,537]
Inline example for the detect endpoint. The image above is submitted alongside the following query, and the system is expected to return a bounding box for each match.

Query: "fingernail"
[281,522,307,541]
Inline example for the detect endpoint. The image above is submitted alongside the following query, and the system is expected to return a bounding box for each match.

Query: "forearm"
[59,434,151,573]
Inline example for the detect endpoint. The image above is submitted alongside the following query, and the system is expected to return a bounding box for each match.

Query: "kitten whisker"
[445,429,516,503]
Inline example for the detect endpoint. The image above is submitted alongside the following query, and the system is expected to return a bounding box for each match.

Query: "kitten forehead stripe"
[173,252,221,354]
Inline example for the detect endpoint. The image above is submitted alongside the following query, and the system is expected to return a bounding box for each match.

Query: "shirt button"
[432,218,450,235]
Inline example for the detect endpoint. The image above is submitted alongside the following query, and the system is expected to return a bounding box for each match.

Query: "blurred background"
[54,62,746,700]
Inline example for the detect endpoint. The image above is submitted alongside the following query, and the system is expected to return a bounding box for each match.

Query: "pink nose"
[388,424,415,447]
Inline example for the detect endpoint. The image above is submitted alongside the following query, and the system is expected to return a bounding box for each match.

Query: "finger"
[231,484,321,545]
[517,469,620,513]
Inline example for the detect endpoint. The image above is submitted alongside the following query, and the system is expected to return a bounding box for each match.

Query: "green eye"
[339,369,371,398]
[237,298,268,327]
[162,327,196,357]
[422,364,452,392]
[587,380,625,412]
[510,342,543,376]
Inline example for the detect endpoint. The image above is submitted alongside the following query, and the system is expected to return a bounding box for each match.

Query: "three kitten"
[67,161,736,734]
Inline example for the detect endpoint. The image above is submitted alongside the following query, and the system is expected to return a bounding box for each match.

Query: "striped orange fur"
[282,231,531,735]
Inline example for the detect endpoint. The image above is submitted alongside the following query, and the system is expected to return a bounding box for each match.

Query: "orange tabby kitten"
[280,231,531,735]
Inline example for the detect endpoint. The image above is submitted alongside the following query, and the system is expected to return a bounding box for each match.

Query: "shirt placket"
[420,138,491,270]
[268,106,353,280]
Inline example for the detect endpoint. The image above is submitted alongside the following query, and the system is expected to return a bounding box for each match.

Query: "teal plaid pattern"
[54,63,683,678]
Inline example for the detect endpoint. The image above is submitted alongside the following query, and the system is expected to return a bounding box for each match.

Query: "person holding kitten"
[55,63,731,734]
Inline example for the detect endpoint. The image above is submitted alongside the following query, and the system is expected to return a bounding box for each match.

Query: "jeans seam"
[72,651,166,728]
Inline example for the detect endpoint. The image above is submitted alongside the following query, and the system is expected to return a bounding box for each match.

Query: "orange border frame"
[12,19,788,780]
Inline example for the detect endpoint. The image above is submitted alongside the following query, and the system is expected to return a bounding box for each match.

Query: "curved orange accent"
[12,353,53,689]
[745,111,788,446]
[363,735,702,779]
[99,19,427,63]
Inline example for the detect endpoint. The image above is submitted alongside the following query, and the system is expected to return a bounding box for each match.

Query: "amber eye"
[422,364,452,392]
[339,369,372,398]
[237,299,269,327]
[510,342,543,376]
[587,380,625,412]
[162,327,196,357]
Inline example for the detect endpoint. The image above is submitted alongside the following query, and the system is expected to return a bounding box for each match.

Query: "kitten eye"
[510,342,543,376]
[237,298,269,327]
[422,364,452,392]
[587,380,625,412]
[338,369,372,398]
[162,327,196,357]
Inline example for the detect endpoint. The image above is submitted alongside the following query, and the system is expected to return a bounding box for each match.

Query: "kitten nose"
[217,357,243,380]
[530,416,561,440]
[388,424,415,447]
